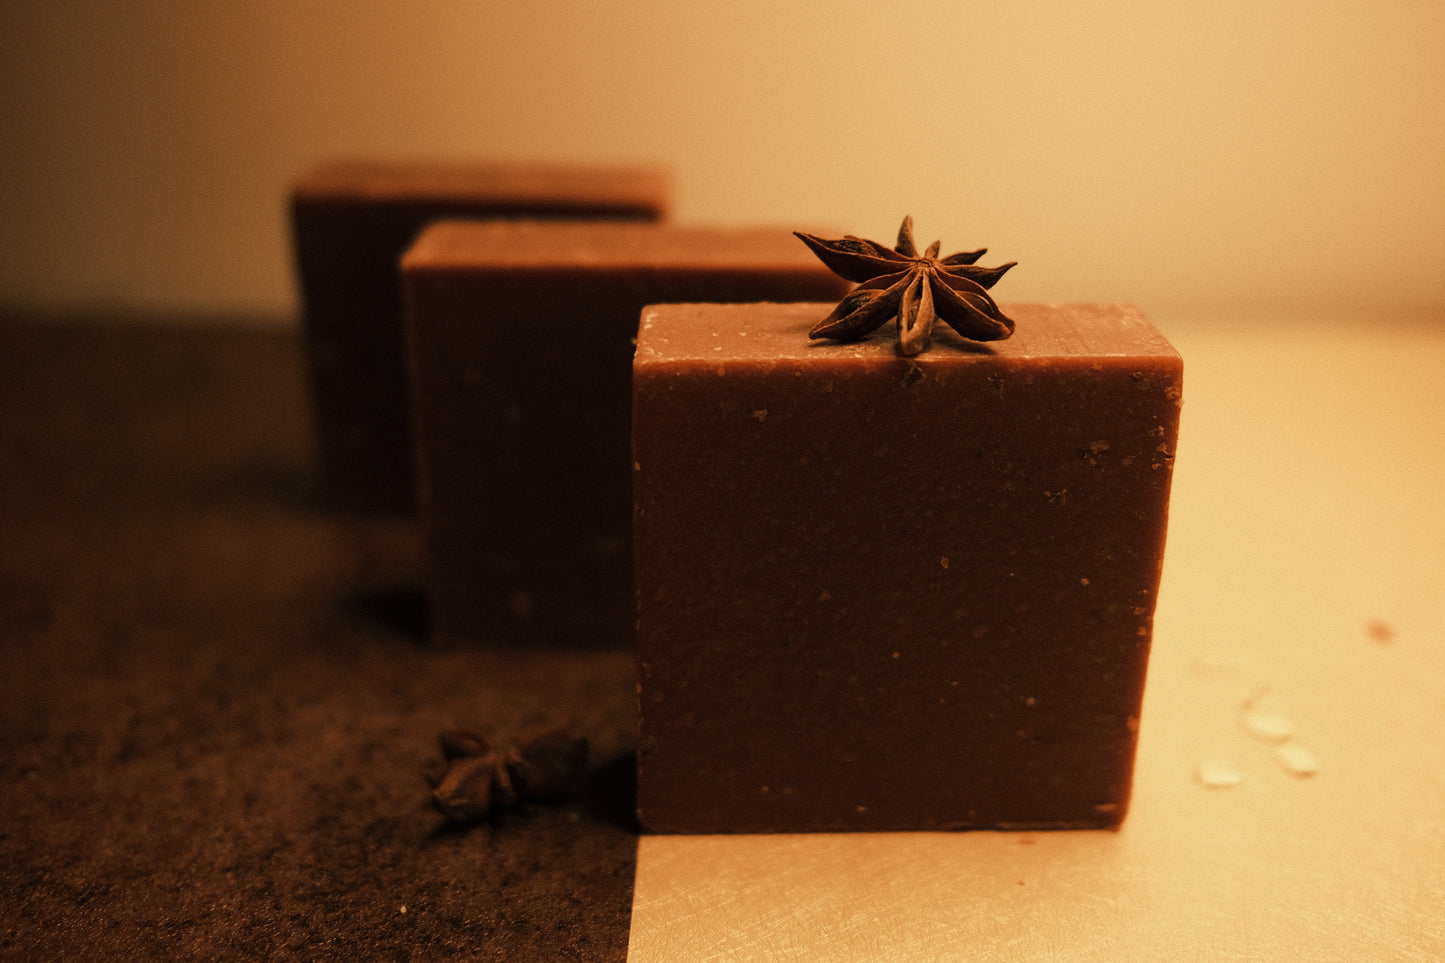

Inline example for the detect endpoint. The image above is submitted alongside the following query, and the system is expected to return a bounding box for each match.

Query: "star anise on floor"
[429,728,589,824]
[794,216,1017,355]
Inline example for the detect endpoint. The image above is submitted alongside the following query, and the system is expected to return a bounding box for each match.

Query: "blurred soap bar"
[632,302,1182,833]
[401,220,851,646]
[290,159,671,512]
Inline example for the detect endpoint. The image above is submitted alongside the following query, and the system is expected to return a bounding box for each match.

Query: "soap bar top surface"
[292,159,670,217]
[635,301,1179,364]
[402,220,833,274]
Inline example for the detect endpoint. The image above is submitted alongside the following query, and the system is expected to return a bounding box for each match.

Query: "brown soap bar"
[633,302,1183,833]
[290,159,670,512]
[401,221,851,646]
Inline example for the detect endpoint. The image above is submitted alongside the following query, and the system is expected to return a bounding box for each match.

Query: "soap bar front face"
[402,222,850,647]
[633,302,1183,833]
[290,160,670,512]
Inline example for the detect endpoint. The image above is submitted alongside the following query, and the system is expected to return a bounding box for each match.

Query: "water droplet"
[1195,759,1243,788]
[1242,708,1294,743]
[1273,742,1319,777]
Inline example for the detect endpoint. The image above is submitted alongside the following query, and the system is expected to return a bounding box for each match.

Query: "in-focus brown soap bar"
[290,160,670,512]
[633,302,1183,833]
[401,222,851,646]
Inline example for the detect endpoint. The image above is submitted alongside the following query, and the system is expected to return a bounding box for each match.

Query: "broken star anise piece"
[794,216,1017,355]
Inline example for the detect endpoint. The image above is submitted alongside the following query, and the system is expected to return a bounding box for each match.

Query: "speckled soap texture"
[401,221,850,648]
[633,302,1183,833]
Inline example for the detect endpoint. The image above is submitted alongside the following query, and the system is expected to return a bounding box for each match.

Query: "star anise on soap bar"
[429,728,589,824]
[795,216,1016,355]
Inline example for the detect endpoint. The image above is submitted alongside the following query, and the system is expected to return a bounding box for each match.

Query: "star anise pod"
[794,216,1016,355]
[429,727,589,824]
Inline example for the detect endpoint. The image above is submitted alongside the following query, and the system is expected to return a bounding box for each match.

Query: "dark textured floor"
[0,316,638,960]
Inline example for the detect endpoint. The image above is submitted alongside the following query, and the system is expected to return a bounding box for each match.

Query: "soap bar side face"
[633,302,1182,833]
[403,226,850,647]
[290,160,670,512]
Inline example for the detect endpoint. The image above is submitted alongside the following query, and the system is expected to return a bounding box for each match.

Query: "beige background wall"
[2,0,1441,319]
